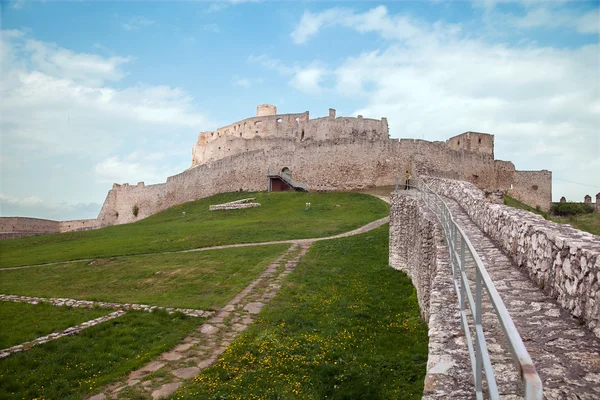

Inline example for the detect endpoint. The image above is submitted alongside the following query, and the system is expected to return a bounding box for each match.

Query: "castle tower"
[256,104,277,116]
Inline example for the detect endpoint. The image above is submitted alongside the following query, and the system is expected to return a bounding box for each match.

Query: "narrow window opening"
[301,129,305,141]
[276,118,282,123]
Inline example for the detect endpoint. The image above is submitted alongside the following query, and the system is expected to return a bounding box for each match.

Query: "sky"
[0,0,599,220]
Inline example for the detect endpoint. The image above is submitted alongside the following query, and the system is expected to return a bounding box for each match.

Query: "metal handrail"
[414,179,543,400]
[267,171,308,191]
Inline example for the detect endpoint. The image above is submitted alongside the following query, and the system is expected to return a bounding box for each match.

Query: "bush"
[550,202,594,217]
[132,204,139,217]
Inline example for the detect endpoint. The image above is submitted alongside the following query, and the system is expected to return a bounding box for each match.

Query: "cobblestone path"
[88,241,312,400]
[444,197,600,399]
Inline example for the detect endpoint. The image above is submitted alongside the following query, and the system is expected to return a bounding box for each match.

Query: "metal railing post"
[460,236,466,312]
[476,268,483,395]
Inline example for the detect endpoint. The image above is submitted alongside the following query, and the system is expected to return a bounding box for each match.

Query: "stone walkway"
[90,241,312,400]
[443,197,600,399]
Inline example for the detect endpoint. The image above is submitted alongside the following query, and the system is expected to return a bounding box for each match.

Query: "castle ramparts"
[1,105,552,235]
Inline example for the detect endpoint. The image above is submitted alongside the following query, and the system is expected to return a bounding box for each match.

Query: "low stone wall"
[209,198,261,211]
[423,176,600,339]
[390,193,436,320]
[389,192,472,398]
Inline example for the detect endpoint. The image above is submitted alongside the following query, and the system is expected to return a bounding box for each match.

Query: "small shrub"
[550,202,594,217]
[132,204,139,217]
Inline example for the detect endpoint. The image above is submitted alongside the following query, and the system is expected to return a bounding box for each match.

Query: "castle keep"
[0,105,551,235]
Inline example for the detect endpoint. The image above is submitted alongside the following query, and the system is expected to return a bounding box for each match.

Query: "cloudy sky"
[1,0,598,220]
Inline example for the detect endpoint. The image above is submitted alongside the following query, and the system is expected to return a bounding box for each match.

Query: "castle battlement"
[192,105,389,166]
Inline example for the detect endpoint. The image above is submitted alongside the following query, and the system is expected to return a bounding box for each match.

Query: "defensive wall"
[0,216,98,239]
[2,104,553,232]
[413,177,600,338]
[389,191,473,398]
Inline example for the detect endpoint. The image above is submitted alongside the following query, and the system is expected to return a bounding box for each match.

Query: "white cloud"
[23,39,130,86]
[290,65,326,93]
[204,23,220,33]
[207,0,262,13]
[512,6,600,34]
[290,6,460,45]
[249,54,329,93]
[0,193,43,207]
[1,31,209,157]
[232,76,251,87]
[94,152,180,185]
[1,30,211,219]
[10,0,25,9]
[286,6,600,202]
[123,16,155,31]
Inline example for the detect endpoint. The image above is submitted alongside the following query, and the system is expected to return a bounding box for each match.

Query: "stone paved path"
[90,241,312,400]
[443,197,600,399]
[86,212,391,399]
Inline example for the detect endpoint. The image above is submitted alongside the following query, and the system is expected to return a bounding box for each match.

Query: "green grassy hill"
[0,191,389,267]
[504,195,599,236]
[0,191,430,400]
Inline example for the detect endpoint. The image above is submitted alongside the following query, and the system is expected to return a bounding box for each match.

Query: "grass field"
[0,244,290,310]
[0,191,428,399]
[0,302,110,349]
[0,310,199,400]
[504,195,599,236]
[0,191,389,267]
[171,225,429,400]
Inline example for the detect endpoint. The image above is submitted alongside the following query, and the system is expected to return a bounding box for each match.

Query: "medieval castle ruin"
[1,105,552,237]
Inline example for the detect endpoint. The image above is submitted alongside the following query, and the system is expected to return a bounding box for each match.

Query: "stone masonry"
[1,106,552,236]
[390,191,474,398]
[390,184,600,398]
[423,176,600,339]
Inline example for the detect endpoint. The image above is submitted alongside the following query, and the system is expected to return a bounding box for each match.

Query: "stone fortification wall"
[446,131,494,157]
[191,109,388,166]
[422,176,600,339]
[509,170,552,211]
[58,219,98,232]
[389,192,473,398]
[389,193,437,319]
[0,216,98,239]
[99,136,517,226]
[0,217,60,233]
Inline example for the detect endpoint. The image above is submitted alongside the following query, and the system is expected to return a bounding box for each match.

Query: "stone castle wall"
[0,216,98,239]
[446,131,494,157]
[191,108,388,166]
[422,176,600,339]
[389,192,473,398]
[509,170,553,211]
[3,105,553,234]
[98,135,522,226]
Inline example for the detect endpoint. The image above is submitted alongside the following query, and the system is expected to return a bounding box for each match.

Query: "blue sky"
[1,0,599,220]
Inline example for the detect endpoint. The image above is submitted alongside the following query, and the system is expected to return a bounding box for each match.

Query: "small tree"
[132,204,139,217]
